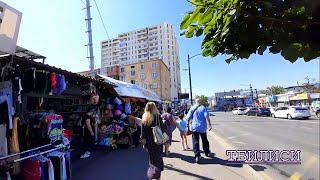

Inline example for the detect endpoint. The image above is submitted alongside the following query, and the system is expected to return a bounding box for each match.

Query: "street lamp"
[186,53,202,105]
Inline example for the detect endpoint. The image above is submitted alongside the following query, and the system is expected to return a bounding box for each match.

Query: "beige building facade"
[101,22,181,100]
[119,59,170,100]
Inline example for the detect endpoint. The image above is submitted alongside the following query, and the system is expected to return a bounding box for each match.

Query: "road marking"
[289,155,317,180]
[232,141,247,145]
[227,133,251,140]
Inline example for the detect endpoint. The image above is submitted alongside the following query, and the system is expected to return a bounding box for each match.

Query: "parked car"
[258,108,271,116]
[271,106,311,119]
[246,107,259,116]
[269,107,277,115]
[232,107,246,115]
[316,108,320,119]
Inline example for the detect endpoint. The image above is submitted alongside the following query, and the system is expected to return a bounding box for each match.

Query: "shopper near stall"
[161,107,178,156]
[80,94,99,159]
[141,102,164,180]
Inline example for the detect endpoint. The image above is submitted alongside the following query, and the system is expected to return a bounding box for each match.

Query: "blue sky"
[3,0,319,96]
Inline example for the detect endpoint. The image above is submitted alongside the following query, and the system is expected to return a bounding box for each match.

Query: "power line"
[93,0,110,40]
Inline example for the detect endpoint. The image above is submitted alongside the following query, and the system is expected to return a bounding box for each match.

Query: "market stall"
[0,52,117,179]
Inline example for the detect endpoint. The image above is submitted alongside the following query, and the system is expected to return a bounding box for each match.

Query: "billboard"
[0,1,22,54]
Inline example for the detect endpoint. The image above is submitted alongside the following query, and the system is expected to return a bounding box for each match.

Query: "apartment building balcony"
[137,29,147,35]
[137,35,148,40]
[137,45,148,50]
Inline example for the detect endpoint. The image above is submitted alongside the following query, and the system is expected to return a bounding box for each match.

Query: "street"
[210,112,320,180]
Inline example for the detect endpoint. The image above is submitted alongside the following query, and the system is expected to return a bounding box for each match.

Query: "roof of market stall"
[0,55,118,95]
[97,74,162,102]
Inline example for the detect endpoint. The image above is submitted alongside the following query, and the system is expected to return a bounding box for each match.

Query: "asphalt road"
[210,112,320,180]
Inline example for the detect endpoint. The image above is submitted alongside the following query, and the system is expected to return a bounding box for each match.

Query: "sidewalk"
[72,130,262,180]
[161,130,262,180]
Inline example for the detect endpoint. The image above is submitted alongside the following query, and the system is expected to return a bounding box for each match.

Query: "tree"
[300,76,318,92]
[180,0,320,63]
[198,95,210,107]
[263,86,285,95]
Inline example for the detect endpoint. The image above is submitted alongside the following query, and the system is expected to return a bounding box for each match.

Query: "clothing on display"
[0,81,14,129]
[20,151,71,180]
[50,73,57,89]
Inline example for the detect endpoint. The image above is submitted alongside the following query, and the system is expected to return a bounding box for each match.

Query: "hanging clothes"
[22,68,36,93]
[50,73,57,90]
[10,117,21,176]
[0,81,14,129]
[54,74,67,95]
[35,71,48,95]
[46,114,64,142]
[0,124,8,156]
[48,160,55,180]
[21,159,41,180]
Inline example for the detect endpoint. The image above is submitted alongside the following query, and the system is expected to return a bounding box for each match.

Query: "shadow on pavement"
[250,165,267,171]
[164,164,215,180]
[169,152,244,168]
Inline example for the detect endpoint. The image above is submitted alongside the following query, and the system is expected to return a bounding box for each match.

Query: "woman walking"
[161,107,178,156]
[141,102,165,180]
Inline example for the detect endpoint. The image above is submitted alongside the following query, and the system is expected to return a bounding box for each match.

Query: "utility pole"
[187,54,193,105]
[85,0,95,78]
[250,84,254,104]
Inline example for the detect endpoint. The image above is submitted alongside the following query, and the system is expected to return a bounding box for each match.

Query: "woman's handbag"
[152,115,169,145]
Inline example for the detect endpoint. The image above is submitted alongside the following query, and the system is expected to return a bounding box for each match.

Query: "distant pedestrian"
[186,97,212,163]
[161,107,178,156]
[177,114,190,151]
[141,102,164,180]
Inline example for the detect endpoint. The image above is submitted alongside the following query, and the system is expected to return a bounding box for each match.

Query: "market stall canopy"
[97,74,161,102]
[0,46,46,61]
[0,55,117,95]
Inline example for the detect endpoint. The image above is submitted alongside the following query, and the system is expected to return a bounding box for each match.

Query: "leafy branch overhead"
[180,0,320,63]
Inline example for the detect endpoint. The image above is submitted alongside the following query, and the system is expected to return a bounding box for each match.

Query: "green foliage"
[180,0,320,63]
[198,95,210,107]
[264,86,285,95]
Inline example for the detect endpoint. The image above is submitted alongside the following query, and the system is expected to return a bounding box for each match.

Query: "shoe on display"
[85,151,91,155]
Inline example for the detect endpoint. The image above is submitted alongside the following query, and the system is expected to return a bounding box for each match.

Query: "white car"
[269,107,277,115]
[232,107,246,115]
[271,106,311,119]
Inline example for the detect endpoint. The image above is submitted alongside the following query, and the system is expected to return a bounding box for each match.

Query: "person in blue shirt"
[186,97,212,163]
[176,114,190,151]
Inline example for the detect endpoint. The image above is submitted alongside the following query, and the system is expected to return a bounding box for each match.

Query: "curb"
[208,130,269,180]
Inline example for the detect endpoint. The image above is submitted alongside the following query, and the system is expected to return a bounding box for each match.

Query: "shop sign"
[277,95,290,102]
[290,93,309,101]
[0,1,22,54]
[310,93,320,99]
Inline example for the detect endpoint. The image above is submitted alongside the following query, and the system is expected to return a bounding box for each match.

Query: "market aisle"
[72,147,149,180]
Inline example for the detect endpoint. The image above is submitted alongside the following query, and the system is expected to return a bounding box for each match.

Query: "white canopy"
[97,74,161,102]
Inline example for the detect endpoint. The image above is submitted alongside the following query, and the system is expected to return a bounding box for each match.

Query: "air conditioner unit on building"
[0,1,22,55]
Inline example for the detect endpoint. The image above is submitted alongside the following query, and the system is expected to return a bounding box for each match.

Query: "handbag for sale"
[152,115,169,145]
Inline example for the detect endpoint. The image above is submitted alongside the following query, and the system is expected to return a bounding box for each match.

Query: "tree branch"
[249,14,320,25]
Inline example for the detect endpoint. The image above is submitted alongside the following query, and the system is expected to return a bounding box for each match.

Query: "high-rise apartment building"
[101,22,181,100]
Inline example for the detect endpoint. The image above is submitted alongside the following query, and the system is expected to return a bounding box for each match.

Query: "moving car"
[232,107,246,115]
[271,106,311,119]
